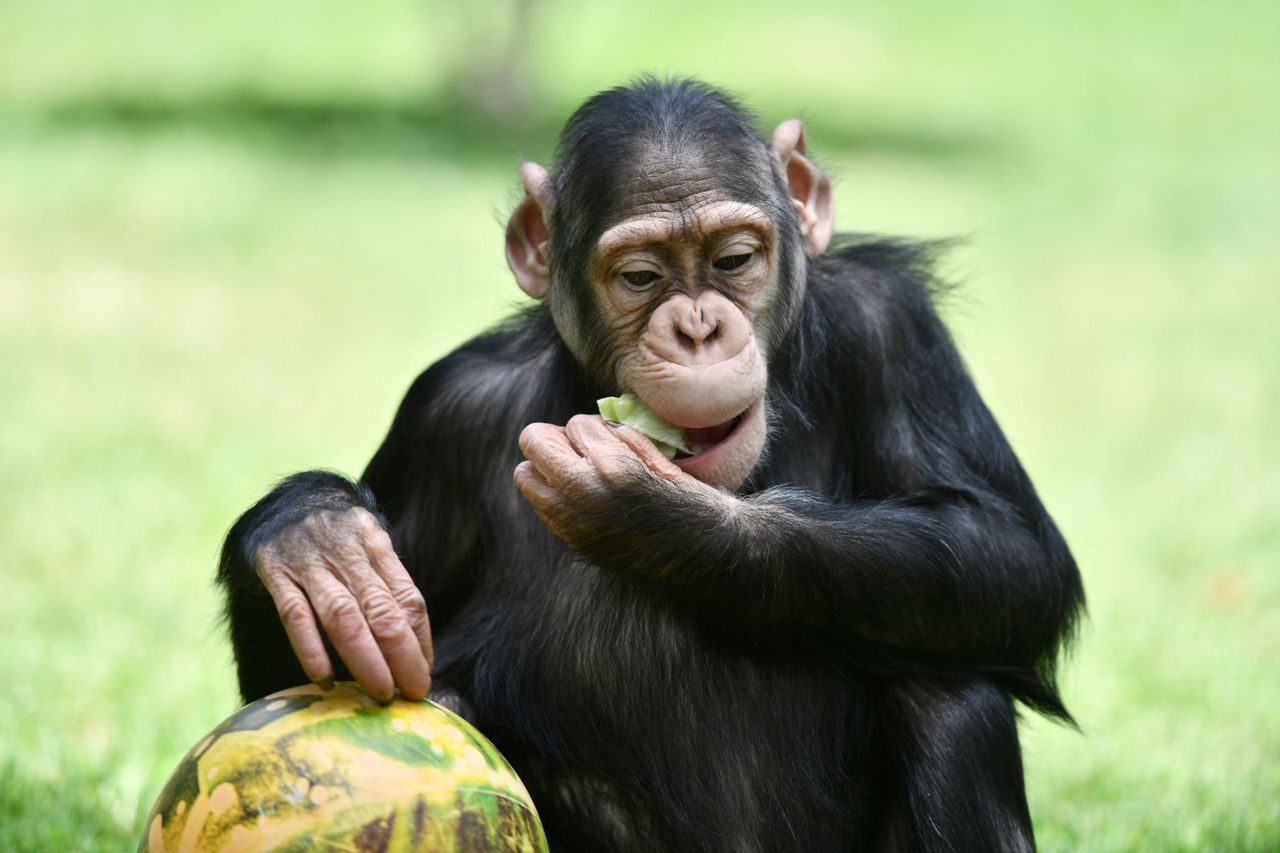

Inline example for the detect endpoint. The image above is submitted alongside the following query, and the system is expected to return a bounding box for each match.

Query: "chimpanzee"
[218,78,1083,851]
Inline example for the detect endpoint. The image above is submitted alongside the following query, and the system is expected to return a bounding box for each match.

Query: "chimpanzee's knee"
[876,676,1035,853]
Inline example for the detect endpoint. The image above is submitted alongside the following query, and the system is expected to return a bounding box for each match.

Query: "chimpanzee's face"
[504,114,831,491]
[586,153,776,489]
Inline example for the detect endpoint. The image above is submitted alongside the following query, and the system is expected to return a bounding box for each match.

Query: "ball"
[140,683,548,852]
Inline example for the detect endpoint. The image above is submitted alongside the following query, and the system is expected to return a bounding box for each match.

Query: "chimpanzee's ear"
[770,119,834,256]
[505,162,554,299]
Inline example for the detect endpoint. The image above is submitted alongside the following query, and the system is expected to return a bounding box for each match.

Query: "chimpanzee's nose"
[648,293,751,366]
[675,303,719,348]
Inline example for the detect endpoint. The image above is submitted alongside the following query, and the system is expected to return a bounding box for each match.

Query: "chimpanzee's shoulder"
[788,235,959,393]
[393,306,572,428]
[811,234,952,307]
[801,235,957,355]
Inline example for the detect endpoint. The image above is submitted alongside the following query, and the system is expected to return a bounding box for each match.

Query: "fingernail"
[316,676,335,691]
[604,420,623,428]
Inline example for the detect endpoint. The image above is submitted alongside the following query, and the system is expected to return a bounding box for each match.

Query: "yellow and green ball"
[141,683,548,852]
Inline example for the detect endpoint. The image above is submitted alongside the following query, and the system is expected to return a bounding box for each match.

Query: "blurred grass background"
[1,0,1276,849]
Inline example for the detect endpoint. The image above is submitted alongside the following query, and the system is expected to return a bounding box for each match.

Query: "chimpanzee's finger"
[561,412,677,478]
[362,527,435,685]
[514,462,571,540]
[303,566,397,703]
[519,422,587,486]
[607,423,687,480]
[564,414,629,458]
[342,565,432,703]
[259,566,333,688]
[514,459,560,513]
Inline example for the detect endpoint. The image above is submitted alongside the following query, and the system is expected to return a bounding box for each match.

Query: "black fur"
[218,81,1082,852]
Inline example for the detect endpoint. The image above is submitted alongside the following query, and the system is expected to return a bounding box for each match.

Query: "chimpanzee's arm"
[571,472,1078,677]
[533,249,1083,710]
[217,470,391,700]
[217,353,490,702]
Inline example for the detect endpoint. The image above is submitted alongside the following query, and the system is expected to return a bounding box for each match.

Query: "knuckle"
[520,486,551,513]
[364,596,407,641]
[353,509,381,537]
[595,454,629,482]
[396,589,428,620]
[367,524,395,553]
[326,598,367,645]
[277,596,314,632]
[518,423,542,451]
[521,423,564,454]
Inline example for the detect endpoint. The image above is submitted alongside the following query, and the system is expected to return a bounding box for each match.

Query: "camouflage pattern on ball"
[141,683,548,852]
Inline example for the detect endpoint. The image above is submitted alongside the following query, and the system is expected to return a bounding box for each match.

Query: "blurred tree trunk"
[452,0,539,127]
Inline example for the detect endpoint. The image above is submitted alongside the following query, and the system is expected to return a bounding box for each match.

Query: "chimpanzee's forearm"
[572,477,1081,670]
[742,487,1080,665]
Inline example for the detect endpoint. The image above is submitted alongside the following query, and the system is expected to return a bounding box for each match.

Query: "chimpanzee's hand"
[514,414,714,548]
[252,508,433,703]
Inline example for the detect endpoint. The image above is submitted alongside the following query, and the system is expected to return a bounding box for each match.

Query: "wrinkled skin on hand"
[253,507,434,703]
[514,414,724,554]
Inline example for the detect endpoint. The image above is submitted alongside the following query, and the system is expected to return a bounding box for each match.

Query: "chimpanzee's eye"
[621,269,661,289]
[714,253,752,271]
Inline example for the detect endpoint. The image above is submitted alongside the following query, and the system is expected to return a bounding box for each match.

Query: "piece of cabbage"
[596,394,689,459]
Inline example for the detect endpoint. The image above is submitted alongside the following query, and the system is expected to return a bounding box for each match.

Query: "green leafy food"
[597,394,689,459]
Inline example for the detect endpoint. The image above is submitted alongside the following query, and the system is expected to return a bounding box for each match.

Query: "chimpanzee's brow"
[596,201,772,255]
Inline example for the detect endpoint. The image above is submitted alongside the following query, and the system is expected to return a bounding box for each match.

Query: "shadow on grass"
[18,90,1002,165]
[27,91,560,165]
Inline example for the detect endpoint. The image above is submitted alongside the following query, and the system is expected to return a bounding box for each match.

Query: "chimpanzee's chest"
[438,546,868,853]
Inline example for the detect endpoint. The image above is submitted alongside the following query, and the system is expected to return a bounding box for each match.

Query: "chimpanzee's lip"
[674,400,762,464]
[676,414,742,457]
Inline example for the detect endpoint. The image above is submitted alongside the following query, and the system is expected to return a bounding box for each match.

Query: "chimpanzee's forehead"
[601,144,779,228]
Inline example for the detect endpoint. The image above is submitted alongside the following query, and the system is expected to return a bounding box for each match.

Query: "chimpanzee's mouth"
[669,400,766,462]
[670,401,766,486]
[676,413,745,458]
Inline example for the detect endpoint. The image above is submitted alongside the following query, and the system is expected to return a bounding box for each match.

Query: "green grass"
[1,1,1277,849]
